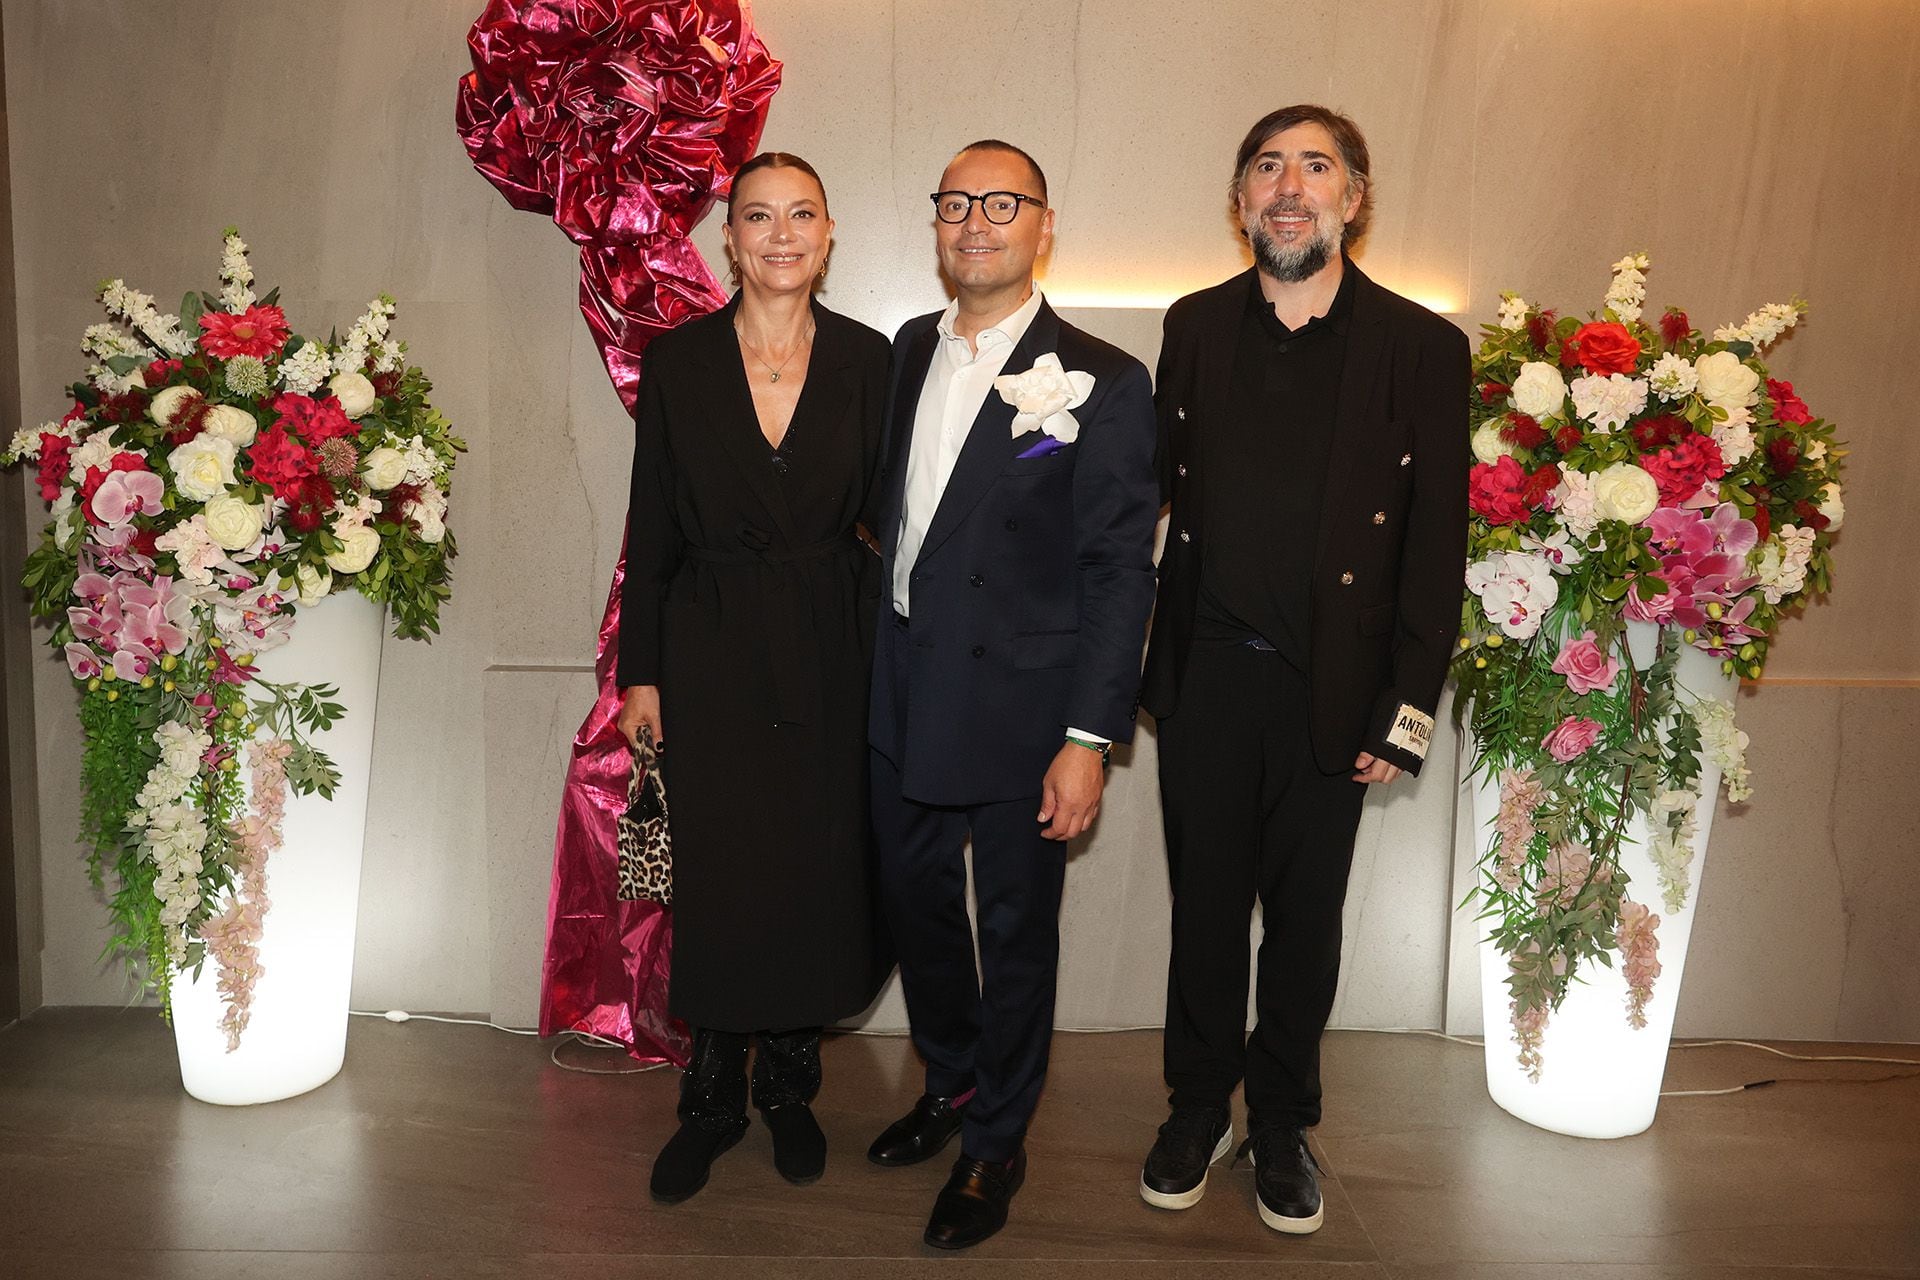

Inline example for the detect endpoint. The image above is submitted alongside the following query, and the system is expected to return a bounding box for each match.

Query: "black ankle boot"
[650,1028,749,1204]
[753,1028,825,1184]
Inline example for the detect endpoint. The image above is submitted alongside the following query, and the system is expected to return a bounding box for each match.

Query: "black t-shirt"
[1194,265,1354,668]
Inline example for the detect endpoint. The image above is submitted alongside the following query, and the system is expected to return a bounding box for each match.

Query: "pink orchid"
[118,576,194,656]
[64,643,103,680]
[89,523,158,573]
[88,469,164,527]
[110,648,153,681]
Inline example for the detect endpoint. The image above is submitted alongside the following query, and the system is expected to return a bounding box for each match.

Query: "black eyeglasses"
[930,190,1046,225]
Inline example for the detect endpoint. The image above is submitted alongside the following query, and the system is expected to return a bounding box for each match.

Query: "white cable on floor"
[349,1008,671,1074]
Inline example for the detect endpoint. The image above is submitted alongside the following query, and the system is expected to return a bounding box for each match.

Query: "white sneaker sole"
[1138,1125,1233,1210]
[1248,1147,1325,1234]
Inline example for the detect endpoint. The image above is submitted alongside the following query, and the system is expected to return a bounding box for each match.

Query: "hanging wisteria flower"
[1694,697,1752,803]
[1615,900,1662,1029]
[200,738,290,1052]
[1646,788,1699,913]
[1493,769,1545,893]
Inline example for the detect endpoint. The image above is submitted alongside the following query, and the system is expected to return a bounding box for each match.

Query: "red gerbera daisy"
[198,305,290,360]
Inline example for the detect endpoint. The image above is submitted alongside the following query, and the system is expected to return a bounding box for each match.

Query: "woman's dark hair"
[727,152,829,220]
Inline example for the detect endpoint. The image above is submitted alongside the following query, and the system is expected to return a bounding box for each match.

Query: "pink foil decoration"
[457,0,780,1064]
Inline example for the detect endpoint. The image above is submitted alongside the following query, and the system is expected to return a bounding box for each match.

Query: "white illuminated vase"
[170,590,386,1106]
[1473,621,1738,1138]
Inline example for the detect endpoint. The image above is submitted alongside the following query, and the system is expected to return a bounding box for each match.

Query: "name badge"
[1386,704,1434,760]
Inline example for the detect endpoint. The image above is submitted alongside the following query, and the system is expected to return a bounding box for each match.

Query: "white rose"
[166,434,239,502]
[324,524,382,575]
[1510,362,1567,419]
[1817,482,1844,530]
[329,371,378,418]
[295,563,333,605]
[1471,422,1518,465]
[362,446,408,491]
[202,404,259,447]
[1592,462,1660,524]
[201,495,265,551]
[1693,350,1761,409]
[149,385,200,427]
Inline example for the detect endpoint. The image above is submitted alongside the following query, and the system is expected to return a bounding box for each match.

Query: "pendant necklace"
[737,319,814,383]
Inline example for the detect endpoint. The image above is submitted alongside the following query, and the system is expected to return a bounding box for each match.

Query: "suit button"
[1177,406,1187,420]
[1177,464,1188,477]
[971,644,986,658]
[1178,530,1191,543]
[1340,571,1355,585]
[969,574,984,587]
[1004,518,1018,532]
[1400,452,1413,466]
[1373,511,1386,525]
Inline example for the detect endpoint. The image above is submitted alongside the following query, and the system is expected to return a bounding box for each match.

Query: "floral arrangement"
[1,231,464,1047]
[1451,255,1845,1079]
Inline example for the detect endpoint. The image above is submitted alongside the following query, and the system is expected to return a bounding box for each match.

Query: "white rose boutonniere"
[994,353,1095,449]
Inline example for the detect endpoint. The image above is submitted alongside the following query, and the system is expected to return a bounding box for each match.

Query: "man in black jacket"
[1137,105,1469,1236]
[866,140,1159,1249]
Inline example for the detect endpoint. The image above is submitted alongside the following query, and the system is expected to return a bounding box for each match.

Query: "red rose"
[1554,424,1584,453]
[248,424,319,500]
[143,358,183,387]
[1500,413,1550,450]
[1641,433,1726,506]
[1765,436,1800,477]
[1480,381,1511,403]
[1568,322,1643,375]
[1767,378,1813,425]
[1469,455,1533,526]
[270,392,357,445]
[1629,413,1690,452]
[1659,309,1691,347]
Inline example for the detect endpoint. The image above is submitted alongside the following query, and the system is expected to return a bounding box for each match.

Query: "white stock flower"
[202,495,265,551]
[1693,350,1760,409]
[400,434,441,485]
[5,425,43,463]
[1646,352,1698,401]
[1712,301,1802,350]
[278,343,332,395]
[1606,253,1650,324]
[1711,405,1756,466]
[1804,439,1827,463]
[361,445,408,491]
[1472,422,1519,465]
[329,371,378,418]
[51,491,79,548]
[166,434,239,502]
[1569,373,1648,432]
[219,231,256,312]
[1817,482,1845,530]
[69,432,125,478]
[1496,293,1529,329]
[1592,462,1659,524]
[324,523,382,575]
[1465,551,1560,640]
[1510,362,1567,419]
[202,404,259,447]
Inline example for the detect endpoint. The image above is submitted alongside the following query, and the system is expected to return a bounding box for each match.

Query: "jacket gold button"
[1177,464,1188,477]
[1372,511,1386,524]
[1340,571,1354,585]
[1400,453,1412,466]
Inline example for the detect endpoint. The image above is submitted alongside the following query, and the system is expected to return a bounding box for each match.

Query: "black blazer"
[869,300,1160,806]
[1140,265,1470,776]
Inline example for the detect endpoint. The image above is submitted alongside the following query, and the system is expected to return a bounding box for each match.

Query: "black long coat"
[617,297,892,1032]
[1141,265,1471,776]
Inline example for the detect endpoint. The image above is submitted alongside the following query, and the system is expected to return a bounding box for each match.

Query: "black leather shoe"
[649,1117,748,1204]
[867,1093,967,1166]
[762,1102,827,1184]
[1240,1126,1324,1234]
[923,1150,1026,1250]
[1139,1105,1232,1209]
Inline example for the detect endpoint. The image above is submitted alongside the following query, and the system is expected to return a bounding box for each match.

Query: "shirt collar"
[1247,257,1356,341]
[937,287,1046,356]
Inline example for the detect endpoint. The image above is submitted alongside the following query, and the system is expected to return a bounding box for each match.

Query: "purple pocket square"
[1015,434,1069,460]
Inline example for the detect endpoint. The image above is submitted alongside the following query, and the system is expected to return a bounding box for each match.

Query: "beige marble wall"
[6,1,1915,1040]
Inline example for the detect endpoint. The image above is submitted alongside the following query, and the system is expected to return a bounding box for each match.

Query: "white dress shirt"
[891,289,1108,748]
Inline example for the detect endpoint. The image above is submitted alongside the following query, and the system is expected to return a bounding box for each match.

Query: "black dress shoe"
[1139,1105,1232,1209]
[649,1117,748,1204]
[867,1093,967,1166]
[923,1150,1026,1250]
[762,1103,827,1184]
[1240,1126,1324,1234]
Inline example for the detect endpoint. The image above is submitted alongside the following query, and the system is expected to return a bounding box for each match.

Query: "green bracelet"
[1065,734,1111,762]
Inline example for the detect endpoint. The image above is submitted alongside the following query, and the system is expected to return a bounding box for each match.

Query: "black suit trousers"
[869,743,1066,1165]
[1156,642,1368,1131]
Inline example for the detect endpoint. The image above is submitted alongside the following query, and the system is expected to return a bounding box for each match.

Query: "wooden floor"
[1,1009,1916,1278]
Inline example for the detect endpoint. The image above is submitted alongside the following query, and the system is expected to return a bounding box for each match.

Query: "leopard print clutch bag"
[615,728,672,906]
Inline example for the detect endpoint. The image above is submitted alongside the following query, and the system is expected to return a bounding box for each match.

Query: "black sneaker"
[1139,1106,1233,1210]
[1240,1126,1324,1234]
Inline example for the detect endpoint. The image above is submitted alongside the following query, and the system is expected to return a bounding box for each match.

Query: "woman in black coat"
[615,153,890,1201]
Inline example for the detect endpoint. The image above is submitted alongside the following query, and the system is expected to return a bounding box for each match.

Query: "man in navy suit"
[866,139,1159,1249]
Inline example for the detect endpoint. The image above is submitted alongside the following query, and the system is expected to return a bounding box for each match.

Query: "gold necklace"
[735,319,814,384]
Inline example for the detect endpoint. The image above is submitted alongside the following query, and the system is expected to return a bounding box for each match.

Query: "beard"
[1246,198,1344,283]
